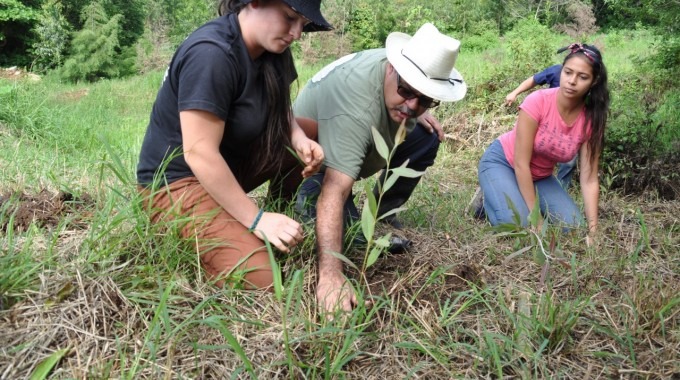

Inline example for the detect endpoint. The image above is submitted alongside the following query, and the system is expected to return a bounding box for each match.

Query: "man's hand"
[317,271,357,313]
[292,135,324,178]
[252,212,304,253]
[416,112,444,141]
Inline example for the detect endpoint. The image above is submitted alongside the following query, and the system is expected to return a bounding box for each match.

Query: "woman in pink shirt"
[476,44,610,238]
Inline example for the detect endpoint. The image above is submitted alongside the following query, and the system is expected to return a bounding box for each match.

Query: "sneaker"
[387,236,412,253]
[352,233,412,253]
[466,187,484,219]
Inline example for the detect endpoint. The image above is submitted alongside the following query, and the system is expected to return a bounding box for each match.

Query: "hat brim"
[238,0,332,32]
[282,1,333,32]
[386,32,467,102]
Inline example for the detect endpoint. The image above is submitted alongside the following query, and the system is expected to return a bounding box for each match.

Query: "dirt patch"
[0,190,95,232]
[0,67,40,82]
[54,88,90,102]
[362,248,485,305]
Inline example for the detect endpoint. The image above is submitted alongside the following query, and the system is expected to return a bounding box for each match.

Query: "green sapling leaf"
[361,198,375,241]
[371,126,390,160]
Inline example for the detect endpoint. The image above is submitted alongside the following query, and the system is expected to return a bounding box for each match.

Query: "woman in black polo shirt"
[137,0,331,288]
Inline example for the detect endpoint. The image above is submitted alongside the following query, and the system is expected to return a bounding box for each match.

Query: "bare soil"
[0,190,94,232]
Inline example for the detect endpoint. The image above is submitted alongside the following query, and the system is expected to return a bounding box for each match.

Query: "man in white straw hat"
[292,23,467,313]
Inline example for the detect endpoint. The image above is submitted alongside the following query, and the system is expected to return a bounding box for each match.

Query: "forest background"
[3,0,678,194]
[1,0,679,378]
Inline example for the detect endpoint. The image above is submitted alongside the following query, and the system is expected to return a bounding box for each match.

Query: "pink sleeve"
[518,90,544,124]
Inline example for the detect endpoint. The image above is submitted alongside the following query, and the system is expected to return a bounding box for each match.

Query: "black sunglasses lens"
[397,86,416,100]
[397,75,438,108]
[419,96,433,108]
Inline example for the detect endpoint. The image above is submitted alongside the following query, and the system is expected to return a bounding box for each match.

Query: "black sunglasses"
[396,73,440,109]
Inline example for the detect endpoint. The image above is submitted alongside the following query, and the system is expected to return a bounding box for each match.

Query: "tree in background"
[553,0,599,39]
[60,1,128,81]
[161,0,215,46]
[60,0,146,49]
[0,0,39,66]
[31,0,71,72]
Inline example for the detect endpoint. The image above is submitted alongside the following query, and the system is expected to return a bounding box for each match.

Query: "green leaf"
[505,194,522,225]
[29,348,69,380]
[363,181,377,215]
[534,246,546,265]
[366,246,382,268]
[378,207,408,221]
[371,126,389,160]
[45,282,75,307]
[502,245,533,265]
[361,198,375,241]
[372,233,392,248]
[325,250,359,270]
[382,172,399,193]
[200,317,255,377]
[263,236,283,301]
[395,120,407,146]
[390,166,424,178]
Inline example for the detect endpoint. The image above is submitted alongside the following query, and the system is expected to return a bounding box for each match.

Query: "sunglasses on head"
[396,73,440,109]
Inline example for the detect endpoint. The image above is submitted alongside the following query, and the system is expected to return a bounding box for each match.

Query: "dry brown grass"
[1,105,679,379]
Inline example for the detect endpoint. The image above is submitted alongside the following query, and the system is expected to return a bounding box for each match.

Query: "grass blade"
[29,348,70,380]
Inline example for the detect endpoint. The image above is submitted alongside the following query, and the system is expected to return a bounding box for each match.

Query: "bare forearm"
[579,145,600,233]
[581,176,600,232]
[180,110,260,228]
[186,151,259,227]
[316,190,346,276]
[515,166,536,212]
[512,77,537,97]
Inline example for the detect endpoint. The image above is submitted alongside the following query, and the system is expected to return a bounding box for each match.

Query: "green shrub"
[650,89,680,148]
[346,2,382,51]
[602,65,680,200]
[31,0,71,72]
[651,37,680,72]
[463,19,500,52]
[504,18,556,77]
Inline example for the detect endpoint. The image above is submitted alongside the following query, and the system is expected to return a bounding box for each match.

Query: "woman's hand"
[292,134,324,178]
[252,212,304,253]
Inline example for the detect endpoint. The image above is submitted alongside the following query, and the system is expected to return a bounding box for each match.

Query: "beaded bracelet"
[249,208,264,231]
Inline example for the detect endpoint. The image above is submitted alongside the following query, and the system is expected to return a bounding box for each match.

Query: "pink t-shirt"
[499,88,591,180]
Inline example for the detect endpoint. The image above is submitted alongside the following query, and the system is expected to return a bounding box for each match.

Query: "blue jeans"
[478,140,583,229]
[556,155,577,189]
[295,123,440,226]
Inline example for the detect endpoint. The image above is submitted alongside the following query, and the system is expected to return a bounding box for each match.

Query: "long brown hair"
[560,44,610,166]
[219,0,295,175]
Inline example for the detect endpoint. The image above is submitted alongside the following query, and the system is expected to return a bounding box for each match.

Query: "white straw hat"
[386,23,466,102]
